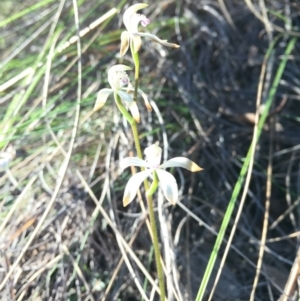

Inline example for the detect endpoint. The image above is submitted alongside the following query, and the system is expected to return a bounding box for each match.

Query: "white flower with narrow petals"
[94,65,152,119]
[120,3,180,56]
[120,144,203,206]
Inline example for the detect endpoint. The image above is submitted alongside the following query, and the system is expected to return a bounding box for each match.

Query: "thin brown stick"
[278,247,300,301]
[250,116,274,300]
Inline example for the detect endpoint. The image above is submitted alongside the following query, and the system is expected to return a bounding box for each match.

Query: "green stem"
[131,40,140,103]
[144,175,166,301]
[146,171,159,197]
[115,90,166,301]
[124,43,166,301]
[130,101,166,301]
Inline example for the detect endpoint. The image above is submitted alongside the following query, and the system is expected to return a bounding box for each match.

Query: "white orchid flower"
[120,3,180,56]
[94,64,152,120]
[120,144,203,206]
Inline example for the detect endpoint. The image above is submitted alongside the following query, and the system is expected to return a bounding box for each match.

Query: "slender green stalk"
[114,91,165,301]
[122,43,166,301]
[131,41,140,103]
[113,92,143,157]
[144,177,166,301]
[146,171,159,197]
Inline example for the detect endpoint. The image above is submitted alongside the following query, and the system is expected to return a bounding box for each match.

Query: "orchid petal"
[123,169,152,206]
[120,157,150,171]
[117,90,134,103]
[128,101,140,123]
[132,35,142,53]
[138,88,152,111]
[138,32,180,48]
[123,3,149,32]
[125,87,152,111]
[156,169,178,205]
[160,157,203,172]
[94,88,112,111]
[120,31,130,56]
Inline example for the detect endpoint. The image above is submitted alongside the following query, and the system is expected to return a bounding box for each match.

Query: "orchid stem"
[131,110,166,301]
[129,44,166,301]
[131,41,140,103]
[146,171,159,197]
[144,178,166,301]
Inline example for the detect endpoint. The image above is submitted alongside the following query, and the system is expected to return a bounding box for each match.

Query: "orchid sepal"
[120,144,203,206]
[138,32,180,49]
[123,169,152,206]
[94,88,113,112]
[120,157,151,171]
[120,31,130,57]
[132,34,142,53]
[160,157,203,172]
[156,169,178,205]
